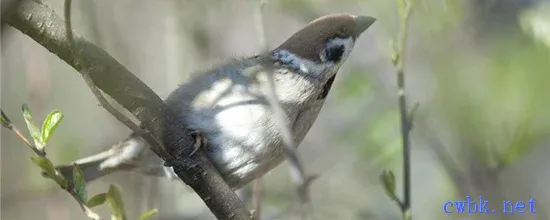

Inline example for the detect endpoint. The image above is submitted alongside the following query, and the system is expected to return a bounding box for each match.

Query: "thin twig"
[62,0,170,161]
[252,179,262,220]
[252,0,313,207]
[254,0,269,52]
[392,0,414,219]
[251,1,269,219]
[70,191,101,220]
[64,0,145,139]
[251,1,269,218]
[11,125,45,156]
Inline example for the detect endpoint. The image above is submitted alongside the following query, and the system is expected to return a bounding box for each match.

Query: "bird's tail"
[46,149,119,183]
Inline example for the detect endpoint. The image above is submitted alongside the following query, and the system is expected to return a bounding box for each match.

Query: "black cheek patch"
[317,75,337,100]
[324,45,345,63]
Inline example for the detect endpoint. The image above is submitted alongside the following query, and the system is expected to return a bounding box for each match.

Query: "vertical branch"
[393,0,414,219]
[254,0,268,52]
[251,180,262,219]
[251,1,269,218]
[250,0,314,218]
[380,0,415,219]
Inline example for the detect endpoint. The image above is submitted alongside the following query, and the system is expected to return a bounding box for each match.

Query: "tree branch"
[252,0,315,209]
[5,1,250,219]
[389,0,414,219]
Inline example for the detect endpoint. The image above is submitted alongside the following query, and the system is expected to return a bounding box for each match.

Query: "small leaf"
[139,209,158,220]
[22,104,44,150]
[0,109,13,129]
[72,164,88,202]
[41,110,64,144]
[107,184,127,220]
[87,193,107,207]
[31,156,56,177]
[31,156,67,187]
[380,170,396,198]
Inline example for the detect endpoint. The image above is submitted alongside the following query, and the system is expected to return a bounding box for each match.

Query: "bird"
[52,14,376,190]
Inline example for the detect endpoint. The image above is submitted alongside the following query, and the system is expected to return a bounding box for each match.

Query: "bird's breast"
[186,84,292,188]
[182,68,321,188]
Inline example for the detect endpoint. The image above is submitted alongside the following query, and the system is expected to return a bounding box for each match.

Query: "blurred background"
[2,0,550,219]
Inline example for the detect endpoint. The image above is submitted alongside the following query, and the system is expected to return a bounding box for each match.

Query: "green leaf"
[22,104,44,150]
[87,193,107,208]
[0,109,12,129]
[31,156,56,177]
[31,156,67,187]
[107,184,127,220]
[41,110,64,144]
[380,170,396,198]
[139,209,158,220]
[72,165,88,202]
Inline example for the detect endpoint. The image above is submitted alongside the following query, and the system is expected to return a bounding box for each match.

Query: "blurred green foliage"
[433,31,550,168]
[363,110,402,167]
[520,1,550,48]
[336,68,374,100]
[274,0,322,21]
[414,0,464,34]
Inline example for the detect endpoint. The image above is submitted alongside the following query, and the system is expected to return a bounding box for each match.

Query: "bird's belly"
[188,96,287,189]
[208,135,286,189]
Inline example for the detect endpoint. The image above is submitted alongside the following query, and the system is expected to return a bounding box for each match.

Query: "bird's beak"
[354,16,376,36]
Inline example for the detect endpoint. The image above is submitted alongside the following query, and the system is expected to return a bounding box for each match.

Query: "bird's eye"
[337,26,348,35]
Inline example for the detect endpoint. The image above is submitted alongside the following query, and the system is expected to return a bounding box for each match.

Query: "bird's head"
[272,14,375,81]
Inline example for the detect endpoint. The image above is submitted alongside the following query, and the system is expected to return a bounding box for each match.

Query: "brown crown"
[274,14,374,62]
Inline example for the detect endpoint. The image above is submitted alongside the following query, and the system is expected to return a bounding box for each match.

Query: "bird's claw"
[188,129,207,157]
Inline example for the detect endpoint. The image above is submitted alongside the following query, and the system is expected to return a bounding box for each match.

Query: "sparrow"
[53,14,375,189]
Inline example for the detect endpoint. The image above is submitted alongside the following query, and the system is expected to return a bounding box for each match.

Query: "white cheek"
[342,39,355,59]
